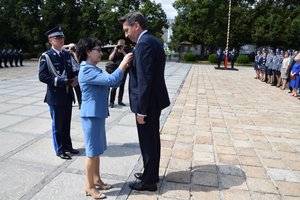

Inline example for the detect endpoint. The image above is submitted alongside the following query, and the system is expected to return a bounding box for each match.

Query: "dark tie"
[59,52,64,63]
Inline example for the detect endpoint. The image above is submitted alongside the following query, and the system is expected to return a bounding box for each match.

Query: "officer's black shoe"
[57,153,72,160]
[109,102,114,108]
[129,181,157,191]
[65,148,79,154]
[118,102,126,106]
[134,172,143,180]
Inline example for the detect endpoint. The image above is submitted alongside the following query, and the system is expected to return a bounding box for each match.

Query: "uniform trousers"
[49,104,73,155]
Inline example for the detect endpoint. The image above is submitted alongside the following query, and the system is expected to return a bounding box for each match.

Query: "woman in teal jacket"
[77,37,132,199]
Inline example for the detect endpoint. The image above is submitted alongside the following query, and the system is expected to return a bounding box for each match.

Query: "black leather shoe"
[65,148,79,154]
[118,102,126,106]
[134,172,143,180]
[109,102,114,108]
[129,181,157,191]
[57,153,72,160]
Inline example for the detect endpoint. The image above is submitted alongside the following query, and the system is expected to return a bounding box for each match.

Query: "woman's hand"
[122,53,133,67]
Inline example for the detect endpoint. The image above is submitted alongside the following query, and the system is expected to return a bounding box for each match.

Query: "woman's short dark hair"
[118,11,147,30]
[76,38,102,63]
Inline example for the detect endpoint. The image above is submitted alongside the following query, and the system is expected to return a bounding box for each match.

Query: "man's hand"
[136,115,146,124]
[64,79,73,93]
[64,78,73,87]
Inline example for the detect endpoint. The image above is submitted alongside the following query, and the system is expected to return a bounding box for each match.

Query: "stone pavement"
[0,61,300,200]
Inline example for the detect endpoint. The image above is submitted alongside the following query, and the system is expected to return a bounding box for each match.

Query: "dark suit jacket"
[129,32,170,115]
[39,48,75,105]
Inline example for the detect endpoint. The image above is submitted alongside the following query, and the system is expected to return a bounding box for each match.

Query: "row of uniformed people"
[0,48,23,68]
[254,48,300,94]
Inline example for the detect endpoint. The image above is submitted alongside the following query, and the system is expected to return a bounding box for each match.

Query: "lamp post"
[224,0,232,69]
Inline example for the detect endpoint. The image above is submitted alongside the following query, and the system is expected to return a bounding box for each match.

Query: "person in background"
[287,50,298,93]
[7,49,14,67]
[280,51,290,90]
[77,37,133,199]
[254,50,261,79]
[2,49,8,67]
[267,50,275,84]
[62,43,82,109]
[18,48,24,66]
[119,11,170,192]
[216,48,223,68]
[39,27,79,160]
[258,52,267,82]
[289,53,300,97]
[13,49,19,67]
[229,48,237,69]
[273,50,283,87]
[108,39,128,108]
[0,49,2,68]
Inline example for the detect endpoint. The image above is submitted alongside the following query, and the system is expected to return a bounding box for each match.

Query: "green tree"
[0,0,167,54]
[0,0,19,48]
[171,0,300,53]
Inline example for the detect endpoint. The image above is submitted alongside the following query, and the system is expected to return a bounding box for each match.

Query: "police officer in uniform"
[18,48,24,66]
[39,27,79,159]
[216,48,223,68]
[7,49,14,67]
[13,49,19,67]
[229,48,237,69]
[2,49,8,67]
[0,49,3,68]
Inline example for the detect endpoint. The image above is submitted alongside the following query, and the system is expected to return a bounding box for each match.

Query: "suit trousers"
[136,109,161,184]
[49,104,73,155]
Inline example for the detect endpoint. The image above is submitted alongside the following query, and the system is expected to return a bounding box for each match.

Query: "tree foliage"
[171,0,300,53]
[0,0,168,54]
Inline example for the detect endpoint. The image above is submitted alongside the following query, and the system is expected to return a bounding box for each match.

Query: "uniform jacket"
[39,48,75,105]
[266,54,273,69]
[229,51,236,62]
[130,32,170,115]
[272,54,282,70]
[79,61,123,118]
[258,56,266,68]
[217,50,224,61]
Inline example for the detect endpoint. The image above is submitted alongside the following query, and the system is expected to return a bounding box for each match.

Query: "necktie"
[59,52,64,63]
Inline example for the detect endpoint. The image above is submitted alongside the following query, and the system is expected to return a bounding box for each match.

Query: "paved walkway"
[0,62,300,200]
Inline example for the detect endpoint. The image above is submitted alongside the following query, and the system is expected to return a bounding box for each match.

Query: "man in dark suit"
[38,27,79,160]
[119,12,170,192]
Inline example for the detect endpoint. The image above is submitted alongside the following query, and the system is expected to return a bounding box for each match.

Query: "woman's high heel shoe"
[95,183,112,190]
[85,191,106,199]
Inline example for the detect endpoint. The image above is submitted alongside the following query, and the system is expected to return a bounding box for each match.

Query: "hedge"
[183,51,197,62]
[208,54,217,63]
[236,55,250,64]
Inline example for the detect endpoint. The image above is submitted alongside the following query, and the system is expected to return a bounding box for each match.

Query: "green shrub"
[208,54,217,63]
[236,55,250,64]
[183,51,197,62]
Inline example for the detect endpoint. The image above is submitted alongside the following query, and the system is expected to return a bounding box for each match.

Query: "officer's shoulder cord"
[42,52,66,78]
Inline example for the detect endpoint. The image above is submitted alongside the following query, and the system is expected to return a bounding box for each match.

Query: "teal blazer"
[78,61,123,118]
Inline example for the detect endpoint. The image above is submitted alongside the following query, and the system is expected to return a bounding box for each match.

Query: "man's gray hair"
[119,11,147,30]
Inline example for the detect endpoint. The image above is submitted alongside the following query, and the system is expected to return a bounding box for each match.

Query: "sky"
[152,0,177,19]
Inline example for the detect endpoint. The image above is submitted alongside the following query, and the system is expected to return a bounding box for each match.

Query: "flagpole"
[224,0,232,69]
